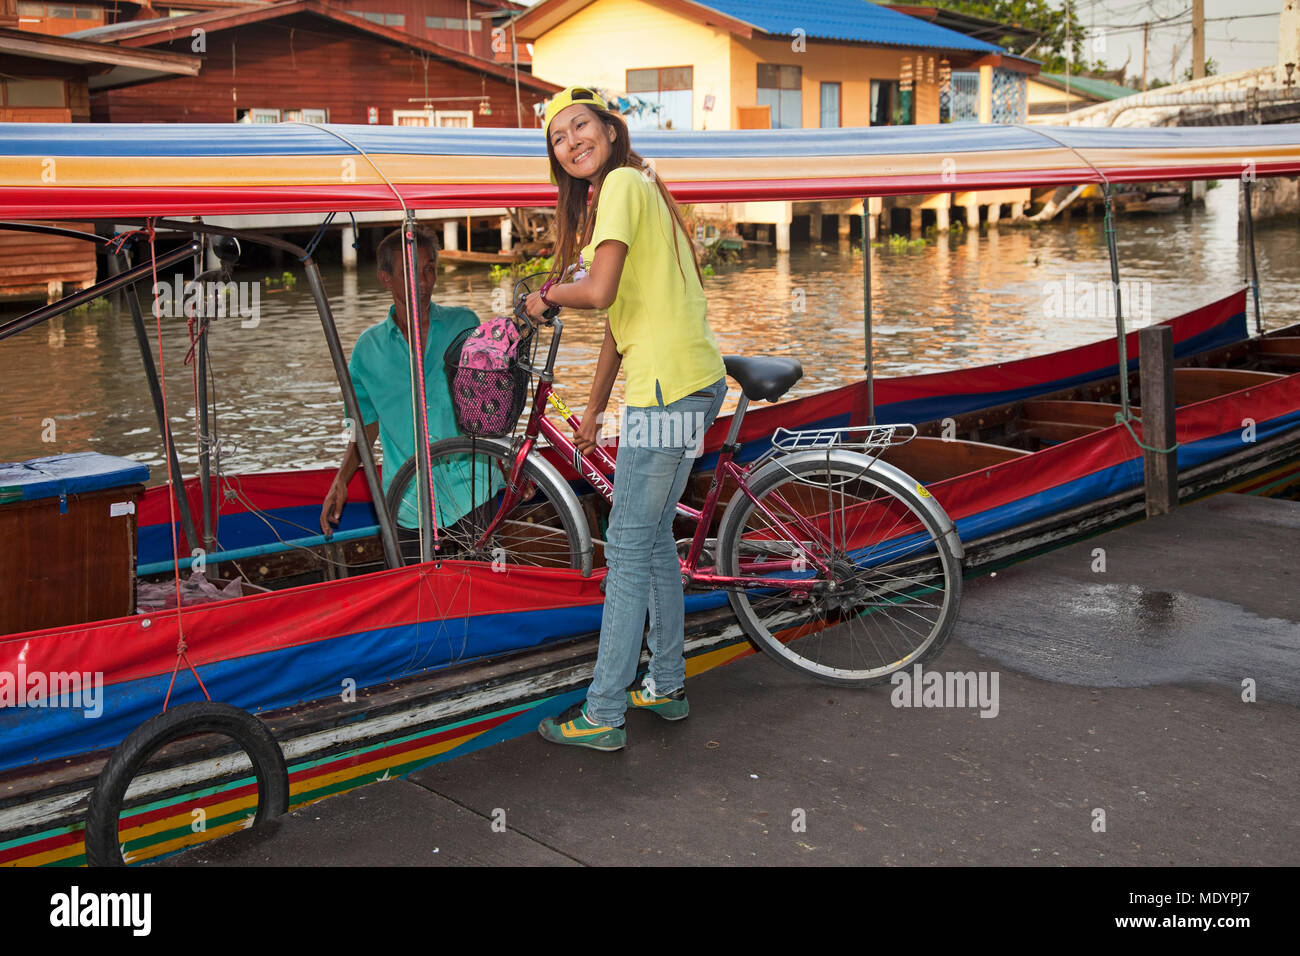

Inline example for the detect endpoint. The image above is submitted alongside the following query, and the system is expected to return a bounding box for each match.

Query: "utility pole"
[1141,22,1149,91]
[1192,0,1205,80]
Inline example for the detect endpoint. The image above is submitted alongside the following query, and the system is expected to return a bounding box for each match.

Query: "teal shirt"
[349,301,480,529]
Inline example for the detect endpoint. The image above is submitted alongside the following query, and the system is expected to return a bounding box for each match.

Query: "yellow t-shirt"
[582,166,725,407]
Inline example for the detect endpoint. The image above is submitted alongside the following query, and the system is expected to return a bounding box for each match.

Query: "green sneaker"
[537,702,626,751]
[627,678,689,721]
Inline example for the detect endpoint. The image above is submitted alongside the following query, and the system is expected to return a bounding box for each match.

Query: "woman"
[527,88,727,752]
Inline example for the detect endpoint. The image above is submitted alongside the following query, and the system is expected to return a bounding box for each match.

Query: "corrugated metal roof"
[701,0,1004,53]
[65,17,173,40]
[1037,72,1137,102]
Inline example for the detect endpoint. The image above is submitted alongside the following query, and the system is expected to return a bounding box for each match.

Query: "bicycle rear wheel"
[385,437,588,572]
[716,450,962,686]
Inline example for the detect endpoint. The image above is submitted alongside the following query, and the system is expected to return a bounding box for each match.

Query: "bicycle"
[385,273,964,686]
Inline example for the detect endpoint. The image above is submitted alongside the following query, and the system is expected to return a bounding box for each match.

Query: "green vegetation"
[866,234,929,251]
[490,254,555,282]
[263,271,297,290]
[925,1,1089,75]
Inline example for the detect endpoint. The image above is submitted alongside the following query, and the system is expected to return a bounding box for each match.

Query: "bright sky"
[1050,0,1286,81]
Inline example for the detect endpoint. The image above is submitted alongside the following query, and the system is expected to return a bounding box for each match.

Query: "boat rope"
[162,637,211,712]
[1113,411,1179,454]
[144,218,212,708]
[288,121,442,561]
[301,212,337,262]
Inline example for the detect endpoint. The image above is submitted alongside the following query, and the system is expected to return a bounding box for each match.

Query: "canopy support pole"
[190,230,216,554]
[196,316,215,555]
[1104,187,1132,420]
[401,216,437,564]
[863,197,875,426]
[119,252,201,554]
[1243,178,1263,335]
[303,257,402,570]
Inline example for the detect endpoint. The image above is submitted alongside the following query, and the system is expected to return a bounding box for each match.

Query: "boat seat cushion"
[0,452,149,503]
[723,355,803,403]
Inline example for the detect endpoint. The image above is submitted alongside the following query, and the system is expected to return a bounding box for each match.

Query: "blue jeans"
[585,378,727,726]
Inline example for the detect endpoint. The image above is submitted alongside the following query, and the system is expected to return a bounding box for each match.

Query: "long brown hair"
[546,105,701,290]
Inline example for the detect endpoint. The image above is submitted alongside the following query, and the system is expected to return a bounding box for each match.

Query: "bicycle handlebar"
[513,271,562,380]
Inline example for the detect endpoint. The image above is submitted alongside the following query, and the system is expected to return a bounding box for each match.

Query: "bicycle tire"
[385,436,589,572]
[716,449,962,686]
[84,701,289,867]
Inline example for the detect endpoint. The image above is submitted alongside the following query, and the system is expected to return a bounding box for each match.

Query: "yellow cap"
[543,87,608,138]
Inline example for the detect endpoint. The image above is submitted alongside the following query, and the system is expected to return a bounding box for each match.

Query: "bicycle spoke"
[721,454,961,684]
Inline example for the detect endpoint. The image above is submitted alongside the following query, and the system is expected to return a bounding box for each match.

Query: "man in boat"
[319,226,482,561]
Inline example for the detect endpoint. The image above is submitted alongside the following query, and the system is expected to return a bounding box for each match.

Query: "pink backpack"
[444,316,533,437]
[458,315,520,371]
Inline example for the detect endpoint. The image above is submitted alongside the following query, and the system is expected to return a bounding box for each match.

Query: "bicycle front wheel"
[385,437,588,572]
[716,450,962,686]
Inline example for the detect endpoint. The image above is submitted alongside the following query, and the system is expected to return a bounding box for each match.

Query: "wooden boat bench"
[1021,400,1132,446]
[1173,367,1285,405]
[1253,337,1300,372]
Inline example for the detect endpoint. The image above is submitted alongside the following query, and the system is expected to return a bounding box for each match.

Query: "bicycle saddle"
[723,355,803,403]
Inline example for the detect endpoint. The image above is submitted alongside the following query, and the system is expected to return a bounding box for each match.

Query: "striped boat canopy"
[3,121,1300,219]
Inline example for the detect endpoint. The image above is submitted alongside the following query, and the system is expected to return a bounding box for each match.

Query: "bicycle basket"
[444,316,534,437]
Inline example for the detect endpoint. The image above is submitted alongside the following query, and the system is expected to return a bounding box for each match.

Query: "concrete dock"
[163,493,1300,866]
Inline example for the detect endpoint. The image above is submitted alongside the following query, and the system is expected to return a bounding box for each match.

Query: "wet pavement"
[164,494,1300,867]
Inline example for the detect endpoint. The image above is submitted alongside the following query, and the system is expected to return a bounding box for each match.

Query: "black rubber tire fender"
[84,701,290,867]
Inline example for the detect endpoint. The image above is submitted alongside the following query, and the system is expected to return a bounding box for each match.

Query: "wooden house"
[0,0,201,302]
[76,0,558,127]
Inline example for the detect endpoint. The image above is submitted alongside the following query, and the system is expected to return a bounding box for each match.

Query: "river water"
[2,180,1297,480]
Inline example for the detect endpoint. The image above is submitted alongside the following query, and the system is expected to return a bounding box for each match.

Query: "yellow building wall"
[1026,78,1100,112]
[531,1,950,131]
[527,0,733,130]
[729,35,944,128]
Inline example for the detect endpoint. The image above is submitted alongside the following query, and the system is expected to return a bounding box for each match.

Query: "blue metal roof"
[702,0,1004,54]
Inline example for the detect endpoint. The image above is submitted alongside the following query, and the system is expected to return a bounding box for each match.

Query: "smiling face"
[548,104,617,184]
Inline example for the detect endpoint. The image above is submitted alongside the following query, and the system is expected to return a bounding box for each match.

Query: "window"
[870,80,897,126]
[17,3,44,15]
[76,5,98,17]
[283,108,329,123]
[434,110,473,128]
[819,82,840,128]
[626,66,692,130]
[426,16,480,31]
[47,4,76,17]
[393,109,433,126]
[384,13,403,27]
[756,64,801,129]
[236,108,282,123]
[3,79,67,108]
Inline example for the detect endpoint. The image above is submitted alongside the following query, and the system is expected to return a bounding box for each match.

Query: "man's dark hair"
[377,226,438,276]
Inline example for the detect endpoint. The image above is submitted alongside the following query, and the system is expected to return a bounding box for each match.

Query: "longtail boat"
[1,121,1298,866]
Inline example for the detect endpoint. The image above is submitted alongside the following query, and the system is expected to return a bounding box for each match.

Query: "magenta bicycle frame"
[475,365,840,593]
